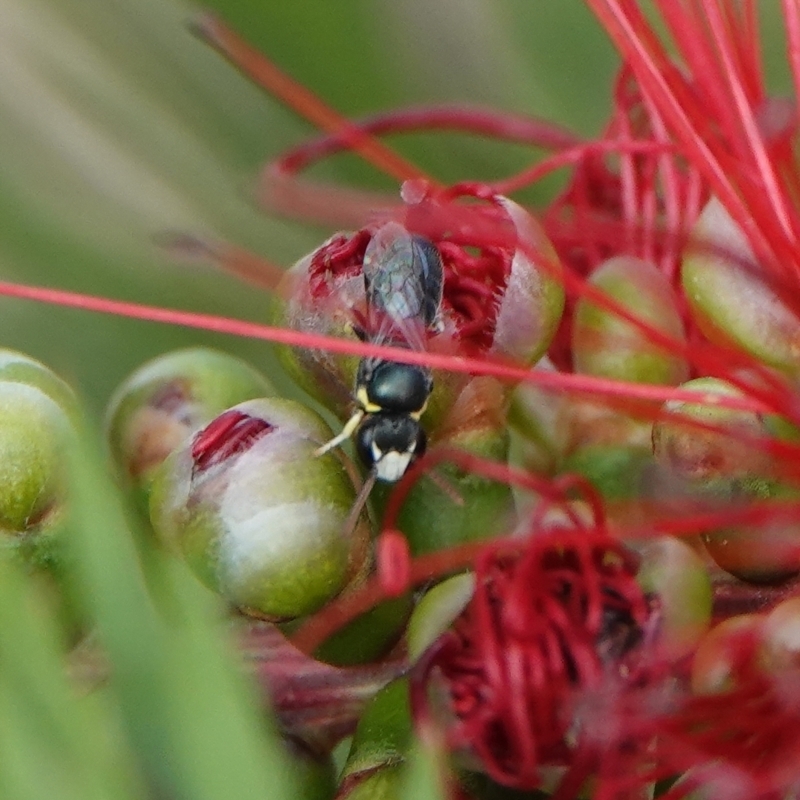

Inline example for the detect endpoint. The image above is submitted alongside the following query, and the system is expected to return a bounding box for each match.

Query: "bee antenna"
[340,470,378,540]
[314,410,365,457]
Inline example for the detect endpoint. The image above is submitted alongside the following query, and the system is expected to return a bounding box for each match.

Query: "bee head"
[355,413,426,482]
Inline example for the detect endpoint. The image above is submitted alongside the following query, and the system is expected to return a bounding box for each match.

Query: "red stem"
[0,278,771,413]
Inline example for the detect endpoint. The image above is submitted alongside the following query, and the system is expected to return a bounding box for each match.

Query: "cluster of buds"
[7,2,800,800]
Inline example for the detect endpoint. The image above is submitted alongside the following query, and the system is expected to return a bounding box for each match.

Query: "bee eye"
[355,417,379,469]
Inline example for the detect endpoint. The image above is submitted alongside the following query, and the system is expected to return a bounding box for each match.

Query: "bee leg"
[314,410,365,457]
[349,322,368,341]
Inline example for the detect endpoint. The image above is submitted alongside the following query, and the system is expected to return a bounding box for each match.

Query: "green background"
[0,0,790,414]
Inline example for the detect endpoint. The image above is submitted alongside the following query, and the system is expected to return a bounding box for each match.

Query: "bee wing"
[362,222,443,352]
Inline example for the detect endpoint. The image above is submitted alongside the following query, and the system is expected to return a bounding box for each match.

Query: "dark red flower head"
[306,189,514,356]
[654,628,800,800]
[410,526,651,791]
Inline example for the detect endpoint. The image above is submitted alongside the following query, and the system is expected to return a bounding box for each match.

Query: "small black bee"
[316,222,444,482]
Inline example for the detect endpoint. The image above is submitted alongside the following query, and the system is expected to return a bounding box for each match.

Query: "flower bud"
[636,536,712,659]
[691,614,764,695]
[560,406,653,507]
[701,511,800,585]
[488,196,565,367]
[406,573,475,663]
[379,377,514,557]
[507,357,569,475]
[0,380,76,538]
[653,377,771,488]
[106,347,274,512]
[554,397,654,527]
[149,398,370,621]
[573,255,688,385]
[337,678,412,800]
[0,348,79,421]
[682,197,800,376]
[761,597,800,671]
[274,196,564,438]
[653,377,800,583]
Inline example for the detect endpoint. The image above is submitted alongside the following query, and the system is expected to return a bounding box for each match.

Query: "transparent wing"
[362,222,443,352]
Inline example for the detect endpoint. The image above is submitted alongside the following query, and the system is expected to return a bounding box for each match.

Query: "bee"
[315,221,444,482]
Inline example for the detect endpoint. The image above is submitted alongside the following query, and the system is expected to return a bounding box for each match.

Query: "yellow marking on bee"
[356,386,382,413]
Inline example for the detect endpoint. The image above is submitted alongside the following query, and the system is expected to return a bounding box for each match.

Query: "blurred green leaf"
[0,556,141,800]
[66,427,298,799]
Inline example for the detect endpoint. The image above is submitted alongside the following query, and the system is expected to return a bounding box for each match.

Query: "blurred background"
[0,0,790,415]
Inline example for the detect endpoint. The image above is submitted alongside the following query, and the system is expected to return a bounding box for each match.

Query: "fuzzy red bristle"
[410,527,649,791]
[190,409,273,474]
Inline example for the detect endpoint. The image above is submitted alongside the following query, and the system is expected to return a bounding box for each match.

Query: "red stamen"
[307,230,372,299]
[410,528,649,790]
[191,409,273,474]
[0,278,775,415]
[376,529,411,599]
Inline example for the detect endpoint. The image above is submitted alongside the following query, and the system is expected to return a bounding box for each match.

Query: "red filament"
[304,215,511,355]
[411,528,649,790]
[191,409,274,474]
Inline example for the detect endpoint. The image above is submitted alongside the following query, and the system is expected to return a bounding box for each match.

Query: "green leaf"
[66,427,299,800]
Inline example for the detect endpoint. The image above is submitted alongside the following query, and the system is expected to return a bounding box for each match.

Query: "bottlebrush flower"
[409,523,652,792]
[273,184,564,429]
[584,1,800,389]
[6,4,800,800]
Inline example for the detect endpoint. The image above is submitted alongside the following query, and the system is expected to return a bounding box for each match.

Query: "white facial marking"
[375,450,413,482]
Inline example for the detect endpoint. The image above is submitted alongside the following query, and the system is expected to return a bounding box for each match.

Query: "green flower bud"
[106,347,274,512]
[489,196,565,367]
[338,678,412,800]
[573,255,688,385]
[149,398,370,621]
[682,197,800,376]
[653,377,800,583]
[376,378,514,557]
[652,377,770,487]
[407,573,475,663]
[273,234,363,420]
[507,357,569,475]
[558,399,653,516]
[0,381,76,538]
[636,536,712,659]
[0,348,79,421]
[561,445,653,511]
